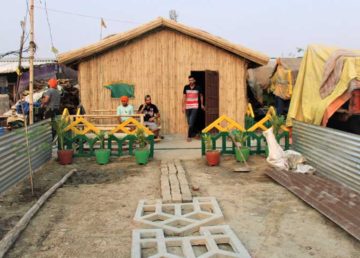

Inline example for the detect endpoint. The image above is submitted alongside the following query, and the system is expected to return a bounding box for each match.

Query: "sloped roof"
[58,17,269,67]
[0,58,56,74]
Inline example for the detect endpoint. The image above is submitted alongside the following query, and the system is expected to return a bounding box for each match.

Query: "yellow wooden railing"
[202,106,289,134]
[247,106,289,132]
[246,103,255,118]
[61,108,153,135]
[202,115,245,133]
[110,117,153,135]
[61,108,71,123]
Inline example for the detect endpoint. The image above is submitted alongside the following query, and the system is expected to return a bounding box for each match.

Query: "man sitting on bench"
[117,95,134,122]
[138,95,161,138]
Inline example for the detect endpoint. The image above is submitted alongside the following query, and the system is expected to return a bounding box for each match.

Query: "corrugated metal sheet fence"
[293,120,360,193]
[0,120,52,193]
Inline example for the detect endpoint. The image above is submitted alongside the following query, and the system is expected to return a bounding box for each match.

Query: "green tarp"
[104,83,134,98]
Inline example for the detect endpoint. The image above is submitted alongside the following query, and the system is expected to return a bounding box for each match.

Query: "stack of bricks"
[160,160,192,203]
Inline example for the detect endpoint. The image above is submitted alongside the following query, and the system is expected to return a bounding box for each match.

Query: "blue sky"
[1,0,359,58]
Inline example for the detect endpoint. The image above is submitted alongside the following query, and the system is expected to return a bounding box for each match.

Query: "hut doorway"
[191,70,219,133]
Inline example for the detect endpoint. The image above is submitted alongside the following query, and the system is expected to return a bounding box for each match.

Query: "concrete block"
[160,160,193,203]
[131,225,251,258]
[169,174,181,195]
[133,197,224,236]
[167,163,177,174]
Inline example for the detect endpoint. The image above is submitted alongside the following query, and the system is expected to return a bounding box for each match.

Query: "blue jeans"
[186,109,198,138]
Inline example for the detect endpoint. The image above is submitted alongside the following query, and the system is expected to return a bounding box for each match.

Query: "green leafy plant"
[270,113,285,136]
[202,133,213,152]
[96,130,107,149]
[52,116,69,150]
[245,115,255,130]
[135,128,148,149]
[231,130,248,146]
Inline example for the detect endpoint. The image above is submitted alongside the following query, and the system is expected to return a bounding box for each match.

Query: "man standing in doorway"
[182,75,204,142]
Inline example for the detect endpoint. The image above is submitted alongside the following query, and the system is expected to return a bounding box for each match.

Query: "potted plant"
[53,116,73,165]
[203,133,220,166]
[134,128,150,165]
[231,130,250,162]
[266,113,285,157]
[95,131,111,165]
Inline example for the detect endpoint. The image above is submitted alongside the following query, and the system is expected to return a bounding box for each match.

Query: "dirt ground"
[184,156,360,257]
[1,153,359,257]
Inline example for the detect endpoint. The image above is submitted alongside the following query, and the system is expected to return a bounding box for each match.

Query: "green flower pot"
[235,147,250,162]
[95,149,111,165]
[135,149,150,165]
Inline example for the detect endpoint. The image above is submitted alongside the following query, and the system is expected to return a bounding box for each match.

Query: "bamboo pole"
[21,104,34,196]
[14,15,35,195]
[14,18,27,102]
[69,114,145,118]
[28,0,34,125]
[0,169,77,258]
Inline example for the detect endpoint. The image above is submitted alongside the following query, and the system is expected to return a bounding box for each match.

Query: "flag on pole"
[51,46,59,55]
[101,18,107,29]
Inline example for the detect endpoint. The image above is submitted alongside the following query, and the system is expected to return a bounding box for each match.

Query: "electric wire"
[34,5,140,24]
[43,0,57,57]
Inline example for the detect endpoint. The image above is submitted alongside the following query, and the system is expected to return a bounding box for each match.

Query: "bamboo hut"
[58,17,269,134]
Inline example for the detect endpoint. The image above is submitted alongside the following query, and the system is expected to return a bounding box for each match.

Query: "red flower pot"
[57,150,74,165]
[206,150,220,166]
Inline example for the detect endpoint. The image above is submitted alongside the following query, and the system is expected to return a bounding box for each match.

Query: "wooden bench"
[91,109,162,139]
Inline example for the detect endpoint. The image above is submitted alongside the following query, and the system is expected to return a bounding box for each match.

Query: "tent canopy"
[287,45,360,126]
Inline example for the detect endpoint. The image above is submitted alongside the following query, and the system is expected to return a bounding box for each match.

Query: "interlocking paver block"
[131,225,251,258]
[133,197,223,236]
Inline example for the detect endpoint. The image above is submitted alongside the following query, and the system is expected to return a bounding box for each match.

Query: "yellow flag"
[16,67,22,76]
[51,46,59,55]
[101,18,107,29]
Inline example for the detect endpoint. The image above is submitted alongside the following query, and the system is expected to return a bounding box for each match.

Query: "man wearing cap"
[117,96,134,122]
[42,78,60,119]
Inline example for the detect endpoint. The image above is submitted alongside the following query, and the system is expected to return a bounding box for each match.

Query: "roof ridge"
[58,17,269,66]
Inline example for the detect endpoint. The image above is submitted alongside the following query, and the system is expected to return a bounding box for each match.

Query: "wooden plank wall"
[78,28,247,134]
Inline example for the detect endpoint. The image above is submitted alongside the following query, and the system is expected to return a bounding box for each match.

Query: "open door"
[204,70,219,128]
[191,70,219,133]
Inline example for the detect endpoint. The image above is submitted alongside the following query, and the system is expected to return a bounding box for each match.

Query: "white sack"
[263,127,289,170]
[263,128,316,174]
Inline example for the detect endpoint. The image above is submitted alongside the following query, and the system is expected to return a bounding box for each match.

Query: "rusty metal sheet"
[265,169,360,241]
